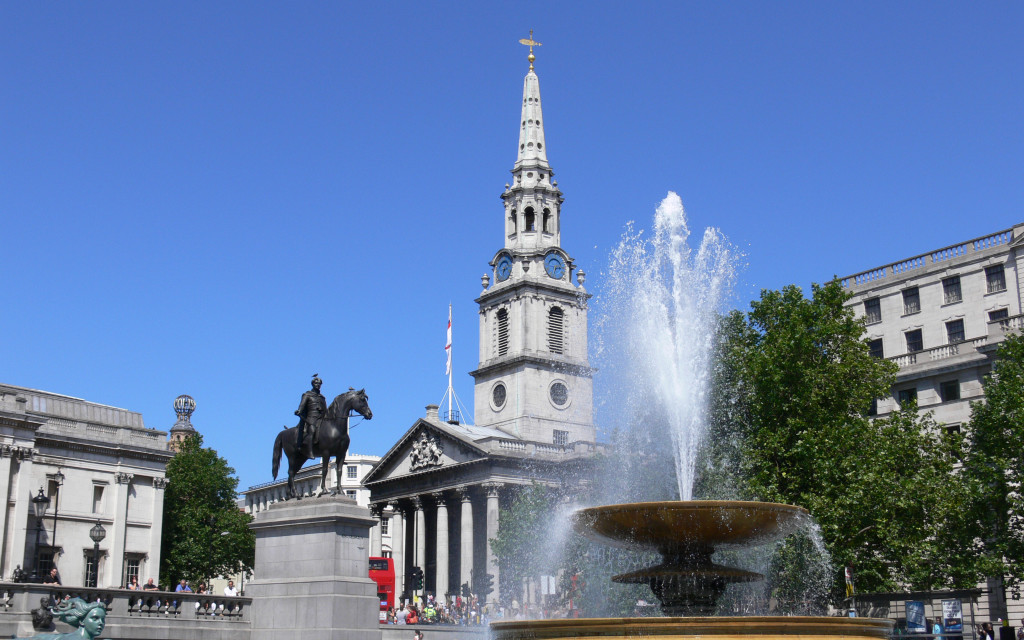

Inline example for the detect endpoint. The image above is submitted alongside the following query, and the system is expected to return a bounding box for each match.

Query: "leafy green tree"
[962,333,1024,599]
[160,433,254,588]
[725,281,977,596]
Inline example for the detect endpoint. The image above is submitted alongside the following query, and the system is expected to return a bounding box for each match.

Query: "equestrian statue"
[272,374,373,499]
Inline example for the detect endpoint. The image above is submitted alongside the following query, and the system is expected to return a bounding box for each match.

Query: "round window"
[549,382,568,407]
[492,383,507,408]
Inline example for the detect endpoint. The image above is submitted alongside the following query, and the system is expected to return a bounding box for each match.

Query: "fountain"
[490,194,894,640]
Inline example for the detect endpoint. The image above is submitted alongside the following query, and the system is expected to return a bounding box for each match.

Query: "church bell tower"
[471,39,594,445]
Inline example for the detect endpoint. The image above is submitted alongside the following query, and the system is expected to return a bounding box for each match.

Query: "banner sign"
[942,599,964,632]
[907,601,927,633]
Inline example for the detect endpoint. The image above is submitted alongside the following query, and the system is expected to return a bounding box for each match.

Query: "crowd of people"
[384,594,488,626]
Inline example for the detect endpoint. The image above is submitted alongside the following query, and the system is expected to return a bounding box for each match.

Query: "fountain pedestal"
[248,495,381,640]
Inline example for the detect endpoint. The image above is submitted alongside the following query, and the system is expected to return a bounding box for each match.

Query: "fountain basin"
[491,616,894,640]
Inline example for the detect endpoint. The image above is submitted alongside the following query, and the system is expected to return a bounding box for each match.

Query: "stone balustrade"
[840,227,1015,290]
[0,582,251,639]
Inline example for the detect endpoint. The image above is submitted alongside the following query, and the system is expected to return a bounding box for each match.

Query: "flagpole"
[447,302,453,421]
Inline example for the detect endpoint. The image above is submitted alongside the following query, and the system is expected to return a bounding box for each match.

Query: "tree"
[721,281,977,597]
[160,433,254,588]
[962,333,1024,599]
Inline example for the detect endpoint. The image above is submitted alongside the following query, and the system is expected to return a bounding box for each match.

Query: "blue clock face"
[496,255,513,282]
[544,253,566,279]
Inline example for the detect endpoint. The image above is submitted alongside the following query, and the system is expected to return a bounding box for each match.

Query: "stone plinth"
[248,495,382,640]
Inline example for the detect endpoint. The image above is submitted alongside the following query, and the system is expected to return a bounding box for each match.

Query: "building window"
[509,211,517,234]
[524,207,536,232]
[864,298,881,324]
[123,554,143,588]
[942,276,962,304]
[897,388,917,407]
[905,329,923,353]
[553,429,569,446]
[381,518,389,535]
[84,552,100,588]
[345,490,356,499]
[382,551,392,559]
[347,465,358,479]
[946,319,965,344]
[548,307,564,354]
[940,380,960,402]
[92,485,105,514]
[542,208,552,233]
[866,398,878,417]
[986,265,1006,293]
[37,549,56,577]
[867,338,884,359]
[550,382,569,407]
[903,287,920,315]
[497,309,509,356]
[989,308,1009,322]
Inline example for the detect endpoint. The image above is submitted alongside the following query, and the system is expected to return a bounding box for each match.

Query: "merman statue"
[29,598,107,640]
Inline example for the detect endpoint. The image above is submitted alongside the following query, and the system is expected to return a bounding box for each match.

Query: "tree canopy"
[962,332,1024,598]
[160,433,254,588]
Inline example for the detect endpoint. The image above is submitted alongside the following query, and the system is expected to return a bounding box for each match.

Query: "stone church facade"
[363,54,600,604]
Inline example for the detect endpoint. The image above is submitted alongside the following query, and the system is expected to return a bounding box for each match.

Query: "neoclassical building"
[0,384,172,587]
[363,49,600,604]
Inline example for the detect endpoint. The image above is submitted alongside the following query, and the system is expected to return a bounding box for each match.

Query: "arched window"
[524,207,536,232]
[497,309,509,357]
[548,307,564,354]
[542,208,552,233]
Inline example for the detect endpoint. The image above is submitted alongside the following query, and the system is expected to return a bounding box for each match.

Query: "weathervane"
[519,30,541,71]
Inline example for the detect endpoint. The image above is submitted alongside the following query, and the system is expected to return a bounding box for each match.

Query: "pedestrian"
[1016,619,1024,640]
[127,576,140,590]
[396,603,408,625]
[42,568,61,585]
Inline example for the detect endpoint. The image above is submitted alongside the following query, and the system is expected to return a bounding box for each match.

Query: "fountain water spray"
[598,192,738,500]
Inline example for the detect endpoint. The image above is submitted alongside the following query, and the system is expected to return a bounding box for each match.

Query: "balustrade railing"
[840,227,1016,289]
[0,582,251,623]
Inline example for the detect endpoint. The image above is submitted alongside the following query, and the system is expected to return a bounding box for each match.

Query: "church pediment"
[363,419,489,485]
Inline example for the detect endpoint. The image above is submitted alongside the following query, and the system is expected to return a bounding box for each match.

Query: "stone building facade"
[840,222,1024,621]
[0,384,172,588]
[363,52,600,606]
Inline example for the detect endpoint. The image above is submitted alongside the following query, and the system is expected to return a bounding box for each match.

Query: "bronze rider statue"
[295,373,327,452]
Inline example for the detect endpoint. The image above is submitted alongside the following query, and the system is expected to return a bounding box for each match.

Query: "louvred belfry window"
[548,307,564,354]
[497,309,509,357]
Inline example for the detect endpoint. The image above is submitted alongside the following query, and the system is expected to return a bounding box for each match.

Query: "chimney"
[425,404,439,420]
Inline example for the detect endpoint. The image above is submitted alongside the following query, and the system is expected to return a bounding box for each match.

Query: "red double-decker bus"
[368,556,395,622]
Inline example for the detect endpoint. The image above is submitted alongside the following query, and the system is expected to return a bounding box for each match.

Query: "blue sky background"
[2,2,1022,491]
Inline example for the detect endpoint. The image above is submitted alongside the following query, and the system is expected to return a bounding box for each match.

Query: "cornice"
[34,434,174,464]
[470,353,594,379]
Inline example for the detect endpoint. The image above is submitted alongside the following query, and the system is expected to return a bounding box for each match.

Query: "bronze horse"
[272,388,373,498]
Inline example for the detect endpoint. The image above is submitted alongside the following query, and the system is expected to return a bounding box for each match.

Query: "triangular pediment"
[363,418,490,485]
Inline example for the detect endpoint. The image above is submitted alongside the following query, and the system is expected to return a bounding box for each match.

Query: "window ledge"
[902,310,921,317]
[985,287,1007,296]
[865,319,882,326]
[941,300,963,307]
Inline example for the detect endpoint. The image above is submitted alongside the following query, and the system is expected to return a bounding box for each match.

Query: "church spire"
[514,31,549,173]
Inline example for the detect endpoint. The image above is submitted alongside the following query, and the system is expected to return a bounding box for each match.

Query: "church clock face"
[496,255,513,282]
[544,252,566,279]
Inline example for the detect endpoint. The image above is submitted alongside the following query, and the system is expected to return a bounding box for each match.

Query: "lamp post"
[51,470,64,553]
[88,521,106,588]
[30,487,50,581]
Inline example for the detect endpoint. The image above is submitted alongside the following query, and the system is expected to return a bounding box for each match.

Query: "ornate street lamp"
[30,487,50,581]
[88,521,106,588]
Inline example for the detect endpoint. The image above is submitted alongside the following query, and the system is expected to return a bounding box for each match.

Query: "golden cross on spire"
[518,29,542,71]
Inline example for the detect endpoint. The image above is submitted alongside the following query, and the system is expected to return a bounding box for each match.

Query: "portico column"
[149,478,168,586]
[413,496,426,599]
[458,486,473,593]
[432,492,449,598]
[109,472,133,588]
[388,500,404,597]
[370,503,384,557]
[483,482,502,604]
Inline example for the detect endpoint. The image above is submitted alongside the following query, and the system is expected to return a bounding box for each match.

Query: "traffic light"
[461,582,471,598]
[482,572,494,596]
[410,566,424,590]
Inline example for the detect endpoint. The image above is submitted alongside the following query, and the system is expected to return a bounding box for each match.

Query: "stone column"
[369,504,383,557]
[108,472,133,588]
[458,486,473,593]
[0,450,13,577]
[149,477,168,586]
[388,500,404,598]
[433,492,449,598]
[413,496,426,598]
[483,482,502,604]
[8,451,35,575]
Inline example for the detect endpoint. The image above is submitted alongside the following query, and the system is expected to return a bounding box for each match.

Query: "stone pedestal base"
[249,495,382,640]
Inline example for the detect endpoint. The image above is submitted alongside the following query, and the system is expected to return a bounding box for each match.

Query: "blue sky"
[2,2,1022,491]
